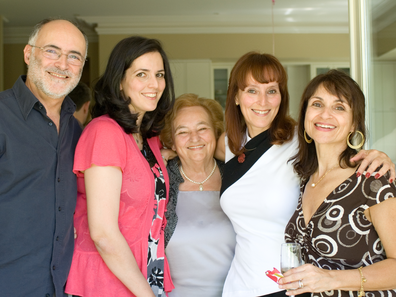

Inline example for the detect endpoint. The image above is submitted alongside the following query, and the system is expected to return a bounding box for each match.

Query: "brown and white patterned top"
[285,170,396,297]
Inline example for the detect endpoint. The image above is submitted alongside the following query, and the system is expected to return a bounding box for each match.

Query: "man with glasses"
[0,18,88,296]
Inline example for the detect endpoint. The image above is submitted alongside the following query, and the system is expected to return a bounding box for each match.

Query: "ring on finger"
[298,279,304,289]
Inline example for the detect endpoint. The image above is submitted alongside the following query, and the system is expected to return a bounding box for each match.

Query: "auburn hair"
[225,52,295,156]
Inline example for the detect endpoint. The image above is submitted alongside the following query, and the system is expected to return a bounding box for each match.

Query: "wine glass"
[280,243,304,295]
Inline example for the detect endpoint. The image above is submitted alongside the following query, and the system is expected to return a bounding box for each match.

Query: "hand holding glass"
[281,243,303,273]
[280,243,304,295]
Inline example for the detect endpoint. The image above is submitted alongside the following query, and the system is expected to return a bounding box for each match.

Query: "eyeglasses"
[29,44,86,66]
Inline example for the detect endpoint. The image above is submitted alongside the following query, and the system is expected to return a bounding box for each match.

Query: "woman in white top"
[216,52,395,297]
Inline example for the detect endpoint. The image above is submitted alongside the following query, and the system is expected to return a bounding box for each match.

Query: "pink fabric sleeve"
[73,117,128,173]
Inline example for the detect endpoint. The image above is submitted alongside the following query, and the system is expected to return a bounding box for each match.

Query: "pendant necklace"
[180,159,217,191]
[311,166,337,188]
[133,133,142,144]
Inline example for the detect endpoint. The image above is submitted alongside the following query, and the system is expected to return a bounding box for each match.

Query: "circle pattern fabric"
[285,171,396,297]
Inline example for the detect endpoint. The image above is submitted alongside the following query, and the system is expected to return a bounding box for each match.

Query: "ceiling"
[2,0,350,28]
[2,0,396,53]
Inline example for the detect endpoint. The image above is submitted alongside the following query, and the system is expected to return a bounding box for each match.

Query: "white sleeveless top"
[166,191,236,297]
[220,134,300,297]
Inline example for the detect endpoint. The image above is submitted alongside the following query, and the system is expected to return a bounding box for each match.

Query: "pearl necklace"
[180,159,217,191]
[311,166,337,188]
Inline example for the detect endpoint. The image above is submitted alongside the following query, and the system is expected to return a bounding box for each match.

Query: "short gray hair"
[28,18,89,57]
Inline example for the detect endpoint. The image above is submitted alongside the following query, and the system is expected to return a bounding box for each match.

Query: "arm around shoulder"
[215,132,226,162]
[352,149,395,183]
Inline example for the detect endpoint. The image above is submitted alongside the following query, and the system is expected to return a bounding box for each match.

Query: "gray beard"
[27,55,82,99]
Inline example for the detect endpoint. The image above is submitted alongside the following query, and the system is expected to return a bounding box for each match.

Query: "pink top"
[65,115,173,297]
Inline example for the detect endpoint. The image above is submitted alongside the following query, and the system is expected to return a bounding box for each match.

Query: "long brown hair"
[225,52,295,156]
[292,69,366,180]
[92,36,175,138]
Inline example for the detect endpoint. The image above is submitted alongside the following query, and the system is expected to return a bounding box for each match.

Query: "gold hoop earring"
[347,131,365,150]
[304,130,312,144]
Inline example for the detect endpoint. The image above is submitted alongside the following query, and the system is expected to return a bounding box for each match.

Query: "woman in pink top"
[65,36,175,297]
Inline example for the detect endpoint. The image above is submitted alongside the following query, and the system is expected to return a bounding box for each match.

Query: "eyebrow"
[310,96,323,100]
[46,44,84,56]
[246,82,279,88]
[133,68,165,73]
[310,96,346,103]
[174,121,211,132]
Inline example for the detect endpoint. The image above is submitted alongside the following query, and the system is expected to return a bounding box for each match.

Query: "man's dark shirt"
[0,76,82,297]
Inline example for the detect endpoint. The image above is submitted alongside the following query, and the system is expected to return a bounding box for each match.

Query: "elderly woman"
[280,70,396,297]
[160,93,236,297]
[65,36,175,297]
[217,52,395,297]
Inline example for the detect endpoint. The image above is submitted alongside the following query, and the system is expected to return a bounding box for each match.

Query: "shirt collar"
[12,75,77,120]
[13,75,40,120]
[63,95,77,115]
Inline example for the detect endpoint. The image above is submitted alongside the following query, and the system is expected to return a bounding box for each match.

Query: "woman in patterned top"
[280,70,396,297]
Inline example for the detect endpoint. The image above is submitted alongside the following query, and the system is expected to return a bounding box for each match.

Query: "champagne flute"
[280,243,304,296]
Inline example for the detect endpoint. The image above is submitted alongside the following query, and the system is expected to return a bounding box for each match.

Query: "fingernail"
[356,172,361,178]
[390,179,394,184]
[375,173,380,179]
[366,173,371,178]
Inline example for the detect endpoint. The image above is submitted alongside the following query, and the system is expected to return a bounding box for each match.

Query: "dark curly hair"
[92,36,175,138]
[291,69,366,180]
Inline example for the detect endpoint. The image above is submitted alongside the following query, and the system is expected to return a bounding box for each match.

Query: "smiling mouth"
[252,109,270,115]
[49,72,68,79]
[143,93,157,98]
[188,145,205,149]
[315,123,335,129]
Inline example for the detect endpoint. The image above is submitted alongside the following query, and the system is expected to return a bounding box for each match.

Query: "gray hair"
[28,18,89,57]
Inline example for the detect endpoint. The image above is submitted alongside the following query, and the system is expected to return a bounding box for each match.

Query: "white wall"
[286,65,311,120]
[170,59,213,99]
[371,61,396,162]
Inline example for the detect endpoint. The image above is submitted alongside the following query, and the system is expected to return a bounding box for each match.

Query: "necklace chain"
[311,166,337,188]
[180,159,217,191]
[133,133,142,144]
